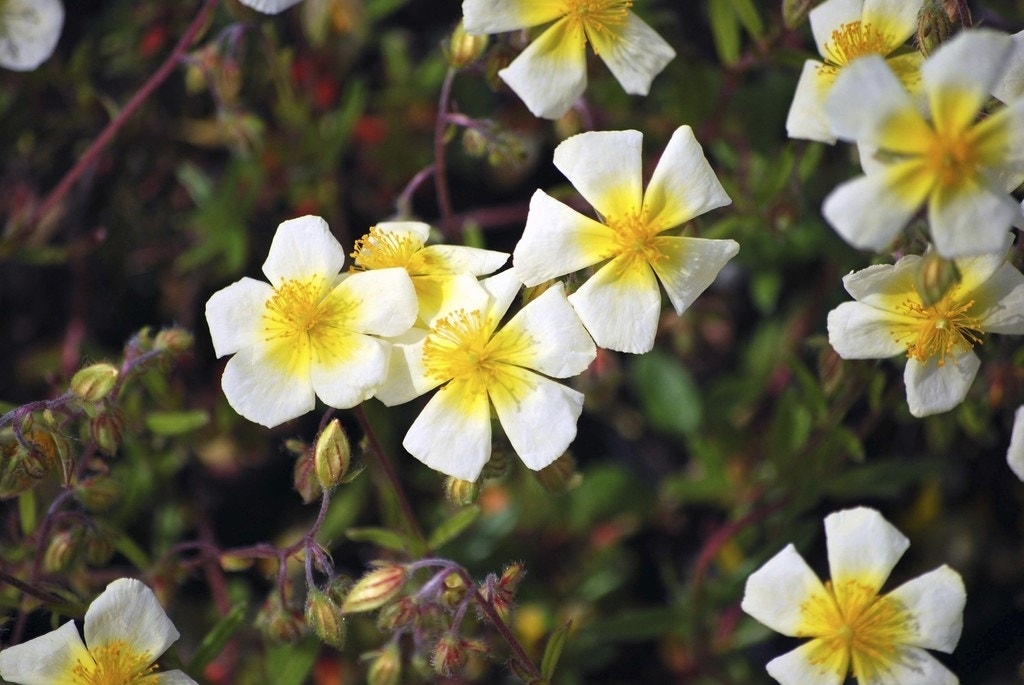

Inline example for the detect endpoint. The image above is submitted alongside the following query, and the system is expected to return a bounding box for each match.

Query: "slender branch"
[395,164,436,219]
[31,0,219,228]
[433,67,458,240]
[461,571,542,680]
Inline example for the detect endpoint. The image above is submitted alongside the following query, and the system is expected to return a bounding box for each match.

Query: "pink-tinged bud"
[431,634,466,677]
[90,410,124,456]
[43,529,80,573]
[74,474,123,512]
[154,327,194,355]
[293,450,322,504]
[534,453,580,494]
[83,530,114,566]
[341,562,408,614]
[255,592,306,644]
[915,1,956,56]
[71,363,119,402]
[376,596,420,633]
[499,562,526,593]
[314,419,351,490]
[367,641,402,685]
[305,589,346,650]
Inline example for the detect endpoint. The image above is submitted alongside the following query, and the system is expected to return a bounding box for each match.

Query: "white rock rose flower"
[0,0,64,71]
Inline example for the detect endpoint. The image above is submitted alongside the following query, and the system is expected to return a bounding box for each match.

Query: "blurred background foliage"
[3,0,1024,683]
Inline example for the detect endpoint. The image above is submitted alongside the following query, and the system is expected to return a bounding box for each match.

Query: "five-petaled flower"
[0,577,197,684]
[376,270,596,481]
[0,0,64,71]
[826,237,1024,417]
[742,507,966,685]
[786,0,923,143]
[349,221,508,327]
[206,215,417,428]
[822,29,1024,258]
[461,0,676,119]
[513,126,738,353]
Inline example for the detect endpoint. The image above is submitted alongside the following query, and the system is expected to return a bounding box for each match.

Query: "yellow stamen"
[604,209,665,273]
[923,129,979,189]
[561,0,632,52]
[422,309,535,393]
[262,276,355,362]
[71,640,156,684]
[893,285,983,365]
[350,226,422,271]
[822,21,891,67]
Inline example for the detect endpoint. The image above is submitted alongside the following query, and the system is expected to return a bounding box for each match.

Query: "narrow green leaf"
[345,526,411,553]
[541,620,573,680]
[187,601,248,673]
[708,0,741,65]
[145,410,210,436]
[629,351,702,436]
[428,505,480,550]
[728,0,764,38]
[265,636,320,685]
[112,532,151,569]
[18,489,36,536]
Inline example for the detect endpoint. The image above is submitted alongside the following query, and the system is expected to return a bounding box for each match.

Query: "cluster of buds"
[291,419,358,503]
[255,588,307,644]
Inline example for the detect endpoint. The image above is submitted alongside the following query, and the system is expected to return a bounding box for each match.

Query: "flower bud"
[74,475,123,512]
[154,327,194,355]
[305,589,347,650]
[293,450,322,504]
[499,562,526,593]
[915,0,956,56]
[376,596,420,633]
[367,641,402,685]
[341,562,408,614]
[444,21,488,69]
[534,453,581,494]
[480,447,512,481]
[444,476,478,505]
[915,250,960,307]
[43,530,80,573]
[90,410,124,456]
[255,593,307,644]
[440,572,467,610]
[461,128,488,158]
[431,634,486,677]
[70,363,119,402]
[84,530,115,566]
[314,419,351,490]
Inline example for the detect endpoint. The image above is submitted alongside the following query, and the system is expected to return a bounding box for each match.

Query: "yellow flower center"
[71,641,156,684]
[893,285,983,365]
[262,276,354,360]
[822,21,890,67]
[799,579,914,680]
[350,226,422,271]
[422,309,533,390]
[561,0,632,51]
[923,128,979,189]
[605,210,665,272]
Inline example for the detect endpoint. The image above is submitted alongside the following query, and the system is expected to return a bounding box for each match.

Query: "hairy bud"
[74,475,123,512]
[71,363,119,403]
[534,453,581,494]
[314,419,351,490]
[43,529,80,573]
[444,476,478,505]
[341,562,408,614]
[367,641,402,685]
[305,589,347,650]
[444,21,488,69]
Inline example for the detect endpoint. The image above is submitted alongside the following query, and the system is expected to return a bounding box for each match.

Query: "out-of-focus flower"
[1008,406,1024,481]
[236,0,305,14]
[787,0,922,143]
[350,221,508,326]
[376,270,596,481]
[822,29,1024,257]
[513,126,737,353]
[993,30,1024,104]
[461,0,675,119]
[742,507,966,685]
[0,578,197,684]
[826,238,1024,417]
[0,0,64,71]
[205,215,417,427]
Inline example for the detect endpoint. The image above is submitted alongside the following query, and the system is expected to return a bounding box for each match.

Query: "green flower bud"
[367,641,402,685]
[431,633,467,677]
[314,419,351,490]
[43,530,80,573]
[154,327,194,355]
[915,250,960,307]
[70,363,119,402]
[90,410,124,457]
[293,450,322,504]
[255,593,306,644]
[305,589,347,650]
[440,572,467,610]
[74,475,123,512]
[444,21,488,70]
[84,530,115,566]
[444,476,478,505]
[341,562,407,614]
[915,0,957,56]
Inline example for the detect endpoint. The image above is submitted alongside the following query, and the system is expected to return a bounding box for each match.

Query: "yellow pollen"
[561,0,632,52]
[71,641,156,685]
[822,21,891,67]
[350,226,421,271]
[924,130,979,188]
[262,276,353,355]
[893,285,983,365]
[605,210,665,272]
[422,309,496,385]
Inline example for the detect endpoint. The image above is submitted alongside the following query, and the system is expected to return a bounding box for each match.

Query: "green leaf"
[708,0,741,65]
[729,0,764,38]
[145,410,210,436]
[265,637,320,685]
[345,526,411,553]
[629,350,702,436]
[428,505,480,550]
[187,602,248,673]
[112,532,151,569]
[541,620,573,680]
[18,489,36,536]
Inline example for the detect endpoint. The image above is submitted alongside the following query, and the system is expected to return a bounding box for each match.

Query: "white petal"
[786,60,837,144]
[642,126,731,231]
[491,369,584,470]
[855,646,959,685]
[221,345,315,427]
[480,269,524,322]
[904,351,981,417]
[335,268,417,337]
[827,302,908,359]
[0,0,64,72]
[886,565,965,653]
[569,258,661,354]
[205,278,273,358]
[861,0,921,45]
[992,30,1024,103]
[0,620,87,685]
[311,334,390,409]
[374,331,436,406]
[403,379,492,481]
[973,262,1024,334]
[499,19,587,119]
[922,29,1013,133]
[741,544,828,637]
[809,0,863,53]
[513,190,614,286]
[1008,406,1024,481]
[236,0,304,13]
[826,55,922,149]
[496,282,595,378]
[824,507,909,595]
[841,256,916,305]
[822,164,925,252]
[650,237,738,316]
[151,672,200,684]
[85,578,178,663]
[590,11,675,96]
[928,182,1020,258]
[373,220,430,243]
[417,244,508,276]
[553,130,643,219]
[766,640,846,685]
[461,0,563,33]
[261,215,345,286]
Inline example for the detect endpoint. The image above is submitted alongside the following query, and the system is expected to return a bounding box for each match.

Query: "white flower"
[0,0,64,72]
[205,215,417,427]
[992,30,1024,104]
[742,507,966,685]
[0,578,197,684]
[376,270,596,481]
[461,0,675,119]
[513,126,737,353]
[1008,406,1024,481]
[822,29,1024,257]
[826,238,1024,417]
[349,221,508,327]
[787,0,923,143]
[236,0,305,14]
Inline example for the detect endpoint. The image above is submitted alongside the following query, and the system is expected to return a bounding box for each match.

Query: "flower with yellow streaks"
[205,215,417,427]
[0,0,64,71]
[376,270,596,481]
[513,126,737,353]
[787,0,922,143]
[822,29,1024,257]
[0,578,197,684]
[350,221,508,327]
[742,507,966,685]
[461,0,675,119]
[827,237,1024,417]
